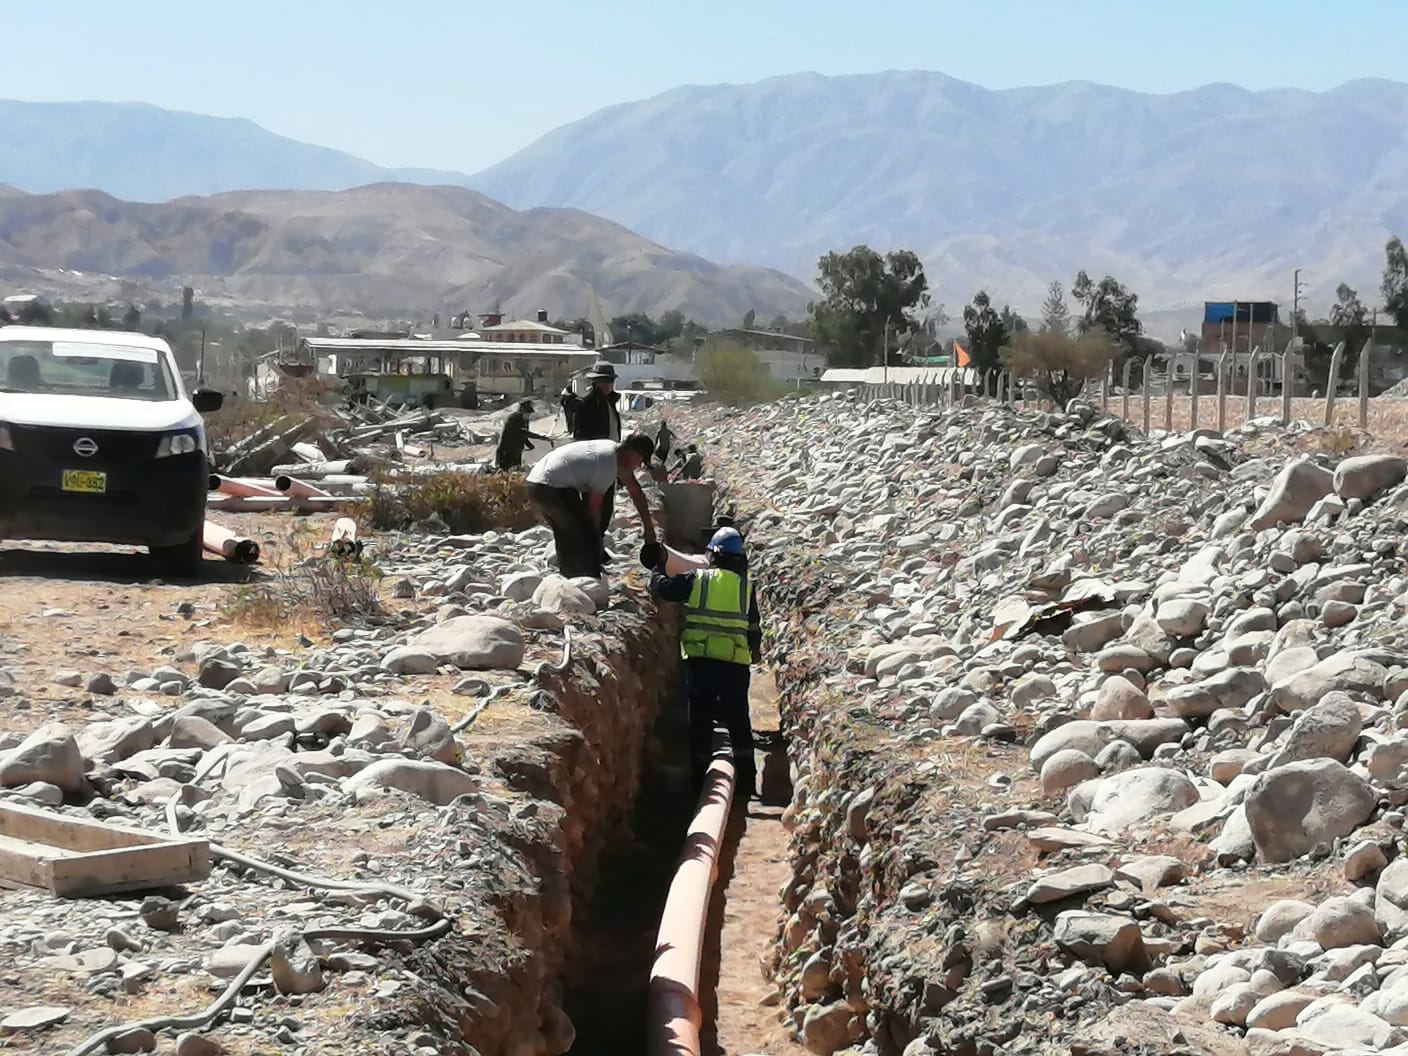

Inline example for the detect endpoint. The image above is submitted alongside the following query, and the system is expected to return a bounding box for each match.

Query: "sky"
[1,0,1405,173]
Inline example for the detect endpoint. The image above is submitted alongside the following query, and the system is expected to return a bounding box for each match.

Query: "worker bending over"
[673,444,704,481]
[495,400,552,471]
[525,434,657,579]
[647,527,762,797]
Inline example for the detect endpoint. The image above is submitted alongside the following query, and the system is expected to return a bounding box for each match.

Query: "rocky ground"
[672,391,1408,1056]
[0,515,679,1055]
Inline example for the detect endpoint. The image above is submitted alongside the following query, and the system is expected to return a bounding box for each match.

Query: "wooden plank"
[0,802,210,897]
[48,842,210,898]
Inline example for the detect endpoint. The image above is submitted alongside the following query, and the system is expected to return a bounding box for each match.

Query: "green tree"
[961,290,1009,375]
[742,308,756,330]
[809,245,930,367]
[1001,306,1029,335]
[1383,236,1408,331]
[1072,270,1142,352]
[1040,281,1071,334]
[1328,282,1370,383]
[694,339,783,405]
[122,303,141,330]
[1003,329,1119,406]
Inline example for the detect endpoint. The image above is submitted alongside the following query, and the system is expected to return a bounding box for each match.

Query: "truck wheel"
[150,529,203,579]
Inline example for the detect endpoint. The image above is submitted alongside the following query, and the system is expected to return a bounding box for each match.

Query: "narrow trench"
[562,679,696,1054]
[562,668,800,1056]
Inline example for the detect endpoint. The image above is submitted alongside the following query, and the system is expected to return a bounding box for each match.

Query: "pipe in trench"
[647,756,737,1056]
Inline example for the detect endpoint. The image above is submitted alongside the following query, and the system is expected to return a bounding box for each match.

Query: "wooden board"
[0,801,210,897]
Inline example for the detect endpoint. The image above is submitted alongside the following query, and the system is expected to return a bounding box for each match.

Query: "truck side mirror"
[192,388,225,414]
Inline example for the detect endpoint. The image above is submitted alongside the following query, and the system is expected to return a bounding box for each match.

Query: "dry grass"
[224,530,385,630]
[355,471,537,535]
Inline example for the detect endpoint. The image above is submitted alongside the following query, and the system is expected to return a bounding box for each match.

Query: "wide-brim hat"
[586,362,617,380]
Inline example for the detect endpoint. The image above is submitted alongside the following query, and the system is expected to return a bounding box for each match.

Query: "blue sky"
[2,0,1404,172]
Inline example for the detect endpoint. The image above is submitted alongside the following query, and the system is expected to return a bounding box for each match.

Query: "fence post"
[1098,364,1109,413]
[1164,365,1174,431]
[1280,349,1293,426]
[1121,359,1134,422]
[1189,355,1200,431]
[1359,338,1371,430]
[1246,345,1261,423]
[1324,341,1346,426]
[1141,358,1151,434]
[1216,350,1228,433]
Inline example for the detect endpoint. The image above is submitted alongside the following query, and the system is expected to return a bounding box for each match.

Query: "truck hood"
[0,393,199,431]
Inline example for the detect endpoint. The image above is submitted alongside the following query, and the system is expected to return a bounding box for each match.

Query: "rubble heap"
[688,392,1408,1056]
[0,522,676,1056]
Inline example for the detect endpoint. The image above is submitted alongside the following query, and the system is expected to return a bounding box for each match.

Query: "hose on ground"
[64,794,454,1056]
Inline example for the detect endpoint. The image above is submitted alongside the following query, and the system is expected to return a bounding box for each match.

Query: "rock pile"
[0,518,678,1055]
[686,391,1408,1056]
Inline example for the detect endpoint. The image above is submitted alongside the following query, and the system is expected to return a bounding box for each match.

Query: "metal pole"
[1164,361,1174,431]
[1281,348,1293,426]
[199,328,207,385]
[1141,358,1151,433]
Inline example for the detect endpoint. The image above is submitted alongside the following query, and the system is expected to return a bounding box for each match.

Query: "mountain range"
[4,74,1408,322]
[0,183,811,323]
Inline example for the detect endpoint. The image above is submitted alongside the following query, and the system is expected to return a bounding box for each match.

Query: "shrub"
[356,471,537,535]
[695,339,789,405]
[1002,329,1120,406]
[226,554,384,629]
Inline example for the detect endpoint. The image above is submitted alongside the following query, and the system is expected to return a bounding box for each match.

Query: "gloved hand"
[639,541,663,569]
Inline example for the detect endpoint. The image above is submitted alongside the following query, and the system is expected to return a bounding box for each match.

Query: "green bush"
[695,340,789,405]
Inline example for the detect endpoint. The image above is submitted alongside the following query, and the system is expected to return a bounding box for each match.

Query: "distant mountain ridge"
[0,100,475,201]
[0,182,811,324]
[470,70,1408,314]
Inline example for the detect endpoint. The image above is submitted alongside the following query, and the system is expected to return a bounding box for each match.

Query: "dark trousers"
[599,484,615,536]
[526,483,602,579]
[685,658,755,794]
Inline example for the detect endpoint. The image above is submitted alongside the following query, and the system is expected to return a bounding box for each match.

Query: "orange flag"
[954,341,971,367]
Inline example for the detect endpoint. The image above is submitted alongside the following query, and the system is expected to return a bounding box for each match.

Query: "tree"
[1071,270,1142,352]
[122,303,141,330]
[1383,236,1408,331]
[1000,306,1029,336]
[742,309,756,330]
[181,286,194,322]
[1003,329,1119,406]
[809,245,930,367]
[1040,281,1071,334]
[961,291,1009,375]
[1327,282,1370,384]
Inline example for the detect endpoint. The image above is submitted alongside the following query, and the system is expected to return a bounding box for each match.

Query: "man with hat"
[494,400,552,472]
[644,526,763,797]
[572,361,624,549]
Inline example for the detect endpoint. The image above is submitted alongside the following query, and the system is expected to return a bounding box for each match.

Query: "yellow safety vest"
[681,568,754,665]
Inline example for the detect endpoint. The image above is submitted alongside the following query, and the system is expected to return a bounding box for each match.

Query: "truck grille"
[10,425,158,463]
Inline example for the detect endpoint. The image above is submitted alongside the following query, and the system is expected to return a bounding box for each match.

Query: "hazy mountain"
[472,71,1408,316]
[0,183,811,324]
[0,100,475,201]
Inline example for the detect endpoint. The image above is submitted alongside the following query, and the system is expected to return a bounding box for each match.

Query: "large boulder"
[1333,455,1408,501]
[1268,652,1389,712]
[1244,759,1376,863]
[1071,767,1201,835]
[409,616,525,670]
[1089,675,1153,721]
[532,575,597,615]
[1375,859,1408,941]
[1249,458,1334,530]
[1051,911,1151,975]
[1267,692,1363,768]
[342,759,478,806]
[0,724,86,793]
[1292,896,1382,949]
[1029,718,1187,772]
[1162,667,1266,719]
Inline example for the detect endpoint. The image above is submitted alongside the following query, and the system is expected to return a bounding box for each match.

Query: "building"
[477,311,581,345]
[1202,301,1279,355]
[715,327,821,382]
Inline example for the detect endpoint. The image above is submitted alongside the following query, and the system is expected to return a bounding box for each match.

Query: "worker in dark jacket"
[654,419,674,465]
[646,527,763,797]
[559,386,580,433]
[494,400,552,471]
[673,444,704,481]
[572,361,624,551]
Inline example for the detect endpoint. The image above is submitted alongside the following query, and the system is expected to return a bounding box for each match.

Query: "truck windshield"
[0,340,177,401]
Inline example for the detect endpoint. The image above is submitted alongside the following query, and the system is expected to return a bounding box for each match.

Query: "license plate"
[61,470,107,494]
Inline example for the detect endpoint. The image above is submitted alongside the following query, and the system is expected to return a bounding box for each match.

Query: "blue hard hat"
[707,527,744,555]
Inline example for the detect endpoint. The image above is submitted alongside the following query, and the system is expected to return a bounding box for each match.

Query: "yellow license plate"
[61,470,107,494]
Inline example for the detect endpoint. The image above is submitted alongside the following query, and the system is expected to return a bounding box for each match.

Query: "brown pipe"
[202,521,260,564]
[274,475,333,499]
[648,757,736,1056]
[209,475,283,498]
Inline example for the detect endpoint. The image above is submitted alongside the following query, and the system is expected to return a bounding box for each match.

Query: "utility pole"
[1291,269,1308,343]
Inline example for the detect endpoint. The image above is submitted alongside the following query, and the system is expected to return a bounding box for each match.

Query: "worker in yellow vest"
[646,527,763,797]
